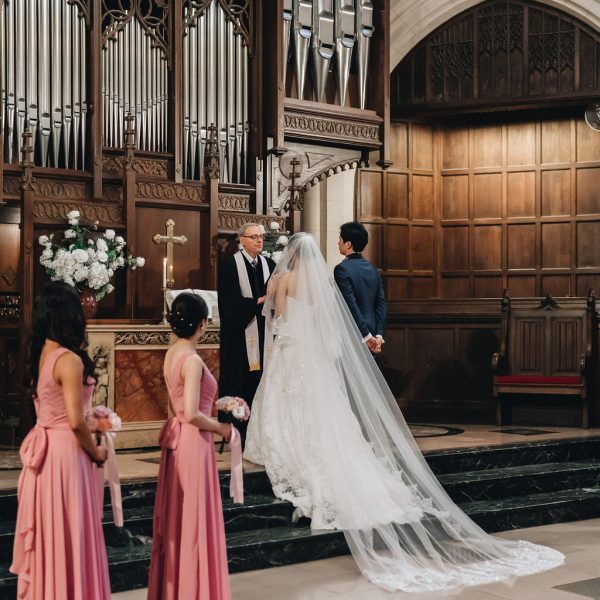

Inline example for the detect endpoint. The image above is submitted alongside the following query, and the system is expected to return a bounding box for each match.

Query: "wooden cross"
[152,219,188,287]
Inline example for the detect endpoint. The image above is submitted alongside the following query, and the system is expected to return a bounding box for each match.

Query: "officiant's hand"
[257,295,266,305]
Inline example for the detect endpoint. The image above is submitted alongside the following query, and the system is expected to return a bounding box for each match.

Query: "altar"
[87,323,220,449]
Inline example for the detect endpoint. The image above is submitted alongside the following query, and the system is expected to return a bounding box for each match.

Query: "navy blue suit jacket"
[334,253,387,338]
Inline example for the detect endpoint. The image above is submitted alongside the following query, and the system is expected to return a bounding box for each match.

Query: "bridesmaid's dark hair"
[168,293,208,339]
[28,281,96,391]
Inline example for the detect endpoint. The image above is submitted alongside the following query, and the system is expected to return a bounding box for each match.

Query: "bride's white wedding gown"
[244,233,563,593]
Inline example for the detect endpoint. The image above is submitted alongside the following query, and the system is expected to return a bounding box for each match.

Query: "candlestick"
[169,263,173,286]
[162,257,167,289]
[160,287,169,325]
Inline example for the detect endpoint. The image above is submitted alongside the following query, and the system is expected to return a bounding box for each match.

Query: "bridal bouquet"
[86,405,122,435]
[260,221,289,264]
[215,396,250,421]
[39,210,145,301]
[86,405,123,528]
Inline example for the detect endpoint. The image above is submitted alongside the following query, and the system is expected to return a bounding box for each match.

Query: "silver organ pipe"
[102,15,167,153]
[311,0,334,103]
[356,0,374,110]
[335,0,355,107]
[1,0,87,168]
[293,0,312,101]
[183,1,248,184]
[286,0,374,108]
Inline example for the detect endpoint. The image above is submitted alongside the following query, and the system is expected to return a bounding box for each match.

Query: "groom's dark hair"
[340,221,368,253]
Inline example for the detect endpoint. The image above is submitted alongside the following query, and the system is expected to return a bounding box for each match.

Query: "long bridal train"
[245,233,564,593]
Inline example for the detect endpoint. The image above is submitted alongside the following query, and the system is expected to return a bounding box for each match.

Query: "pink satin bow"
[159,417,182,450]
[19,424,48,470]
[229,427,244,504]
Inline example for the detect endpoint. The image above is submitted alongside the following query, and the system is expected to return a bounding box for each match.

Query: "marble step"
[439,459,600,503]
[425,437,600,475]
[0,493,295,564]
[464,485,600,533]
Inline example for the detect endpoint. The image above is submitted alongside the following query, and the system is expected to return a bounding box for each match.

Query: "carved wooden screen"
[358,116,600,300]
[392,0,600,114]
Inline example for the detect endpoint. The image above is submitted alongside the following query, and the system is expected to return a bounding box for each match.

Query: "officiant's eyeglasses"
[241,234,264,241]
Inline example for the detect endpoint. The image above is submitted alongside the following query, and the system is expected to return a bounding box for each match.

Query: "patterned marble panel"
[114,350,168,422]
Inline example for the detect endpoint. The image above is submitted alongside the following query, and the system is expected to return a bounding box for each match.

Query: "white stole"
[234,251,270,371]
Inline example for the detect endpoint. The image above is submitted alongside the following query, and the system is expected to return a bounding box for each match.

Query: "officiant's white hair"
[238,222,261,238]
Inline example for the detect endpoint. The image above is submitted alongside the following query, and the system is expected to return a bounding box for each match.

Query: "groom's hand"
[257,295,266,305]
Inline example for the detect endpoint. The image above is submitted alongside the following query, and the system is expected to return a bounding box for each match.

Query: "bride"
[244,232,563,593]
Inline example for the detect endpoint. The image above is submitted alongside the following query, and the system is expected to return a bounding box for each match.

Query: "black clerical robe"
[218,252,275,446]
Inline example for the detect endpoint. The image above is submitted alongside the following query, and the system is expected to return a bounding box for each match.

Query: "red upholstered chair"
[492,289,596,428]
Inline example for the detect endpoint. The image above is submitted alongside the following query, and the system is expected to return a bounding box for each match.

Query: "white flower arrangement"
[39,210,144,301]
[261,221,289,263]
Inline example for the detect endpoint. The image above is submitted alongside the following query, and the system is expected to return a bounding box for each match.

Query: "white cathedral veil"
[256,232,563,593]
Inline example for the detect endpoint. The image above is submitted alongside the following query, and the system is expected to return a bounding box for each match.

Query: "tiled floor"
[111,517,600,599]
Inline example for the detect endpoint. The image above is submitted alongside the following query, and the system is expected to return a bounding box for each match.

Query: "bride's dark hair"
[28,282,97,392]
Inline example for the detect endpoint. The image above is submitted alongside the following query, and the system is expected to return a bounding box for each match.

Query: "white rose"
[71,249,89,264]
[136,257,145,267]
[107,268,114,277]
[96,250,108,263]
[73,266,89,282]
[41,248,53,260]
[64,229,76,239]
[276,235,288,246]
[96,238,108,252]
[39,235,49,246]
[104,229,115,240]
[68,219,78,226]
[115,236,125,246]
[272,250,283,263]
[106,284,115,296]
[270,221,280,231]
[88,239,94,246]
[66,210,80,220]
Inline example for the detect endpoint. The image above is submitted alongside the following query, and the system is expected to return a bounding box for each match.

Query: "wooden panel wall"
[359,116,600,301]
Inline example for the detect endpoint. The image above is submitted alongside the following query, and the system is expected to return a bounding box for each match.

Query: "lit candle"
[169,264,173,285]
[162,258,167,289]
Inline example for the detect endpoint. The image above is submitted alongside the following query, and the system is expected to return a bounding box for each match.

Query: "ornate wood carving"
[183,0,252,52]
[136,181,208,203]
[218,211,286,233]
[284,110,381,148]
[393,0,600,114]
[303,159,362,189]
[102,0,169,65]
[3,177,21,199]
[218,192,250,212]
[29,179,89,201]
[103,186,124,203]
[68,0,91,27]
[103,155,168,178]
[32,200,124,226]
[115,331,171,346]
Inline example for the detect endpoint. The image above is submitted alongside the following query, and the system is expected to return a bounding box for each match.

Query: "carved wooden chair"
[492,289,596,428]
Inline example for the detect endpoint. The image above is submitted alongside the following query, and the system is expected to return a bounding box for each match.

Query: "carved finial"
[501,288,511,312]
[205,123,219,180]
[124,112,136,170]
[587,288,596,311]
[539,293,559,310]
[19,129,35,191]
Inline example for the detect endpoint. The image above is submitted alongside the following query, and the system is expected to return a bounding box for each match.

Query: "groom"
[334,221,387,353]
[218,222,276,447]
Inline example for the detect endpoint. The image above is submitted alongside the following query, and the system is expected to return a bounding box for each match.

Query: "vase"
[80,287,98,320]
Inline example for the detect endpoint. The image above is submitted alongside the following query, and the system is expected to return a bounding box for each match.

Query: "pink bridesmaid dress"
[148,351,231,600]
[10,347,111,600]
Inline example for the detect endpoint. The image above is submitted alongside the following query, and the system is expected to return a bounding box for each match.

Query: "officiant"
[218,222,276,447]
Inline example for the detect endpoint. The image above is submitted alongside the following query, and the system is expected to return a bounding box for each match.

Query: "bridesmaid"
[10,281,111,599]
[148,293,233,600]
